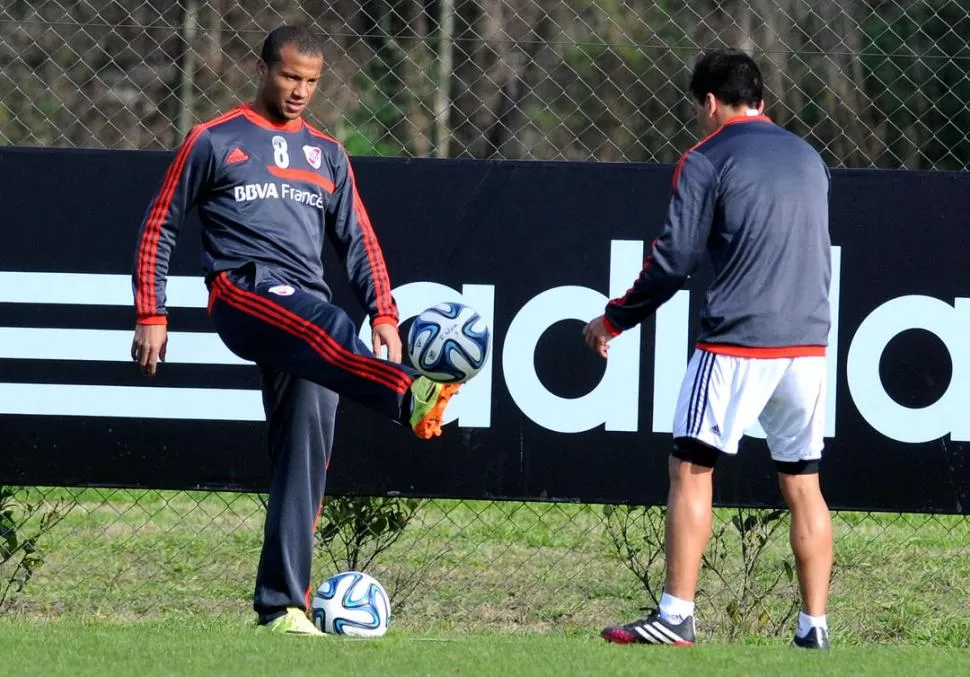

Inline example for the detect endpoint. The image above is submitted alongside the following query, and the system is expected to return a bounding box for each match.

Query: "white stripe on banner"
[0,272,208,307]
[0,327,248,365]
[0,273,263,419]
[0,383,264,420]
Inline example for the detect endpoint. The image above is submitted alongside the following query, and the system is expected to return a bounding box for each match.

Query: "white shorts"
[672,349,826,463]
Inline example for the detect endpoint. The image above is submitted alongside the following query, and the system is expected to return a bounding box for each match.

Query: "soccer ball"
[407,302,490,384]
[311,571,391,637]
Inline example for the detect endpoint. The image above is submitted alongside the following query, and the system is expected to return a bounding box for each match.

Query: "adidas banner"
[1,147,969,513]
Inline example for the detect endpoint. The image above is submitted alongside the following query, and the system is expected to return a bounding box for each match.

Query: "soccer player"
[584,49,833,649]
[130,25,459,636]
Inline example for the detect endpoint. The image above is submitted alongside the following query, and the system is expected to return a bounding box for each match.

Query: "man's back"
[593,50,836,650]
[689,117,831,351]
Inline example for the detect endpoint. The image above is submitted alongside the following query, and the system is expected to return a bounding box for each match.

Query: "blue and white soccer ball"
[407,302,490,384]
[311,571,391,637]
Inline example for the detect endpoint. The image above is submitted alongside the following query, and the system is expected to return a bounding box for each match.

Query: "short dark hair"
[689,49,763,108]
[260,25,323,67]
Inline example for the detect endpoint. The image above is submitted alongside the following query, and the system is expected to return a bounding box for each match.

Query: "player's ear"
[256,59,268,78]
[704,92,718,117]
[756,99,765,114]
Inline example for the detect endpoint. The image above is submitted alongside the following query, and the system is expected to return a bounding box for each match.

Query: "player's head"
[689,49,764,135]
[255,25,324,122]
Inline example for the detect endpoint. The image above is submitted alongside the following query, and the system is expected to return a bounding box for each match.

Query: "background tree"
[1,0,967,169]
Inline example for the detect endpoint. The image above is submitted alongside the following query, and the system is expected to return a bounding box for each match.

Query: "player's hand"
[372,322,402,363]
[583,315,614,359]
[131,324,168,377]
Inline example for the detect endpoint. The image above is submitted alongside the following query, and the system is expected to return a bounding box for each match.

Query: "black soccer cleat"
[790,627,830,649]
[601,610,695,646]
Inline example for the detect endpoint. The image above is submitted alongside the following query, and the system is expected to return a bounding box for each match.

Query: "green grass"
[1,620,969,677]
[2,488,969,646]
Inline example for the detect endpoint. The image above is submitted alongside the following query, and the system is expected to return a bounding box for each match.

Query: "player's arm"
[607,151,717,330]
[584,151,717,355]
[130,125,215,376]
[326,148,401,361]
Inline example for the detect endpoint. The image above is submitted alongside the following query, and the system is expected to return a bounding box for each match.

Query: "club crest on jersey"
[303,145,322,169]
[267,284,296,297]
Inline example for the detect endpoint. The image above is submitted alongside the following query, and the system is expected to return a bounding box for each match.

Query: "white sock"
[796,611,827,637]
[658,592,695,624]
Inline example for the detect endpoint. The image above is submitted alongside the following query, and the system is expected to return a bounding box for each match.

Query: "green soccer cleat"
[256,608,324,636]
[409,376,461,439]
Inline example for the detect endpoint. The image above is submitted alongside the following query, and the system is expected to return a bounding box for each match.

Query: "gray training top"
[604,114,832,357]
[132,103,398,327]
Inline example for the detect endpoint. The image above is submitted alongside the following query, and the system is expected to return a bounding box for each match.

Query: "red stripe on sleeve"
[136,126,204,315]
[609,238,658,308]
[346,160,396,320]
[670,115,766,191]
[602,316,622,337]
[135,109,243,316]
[306,125,340,145]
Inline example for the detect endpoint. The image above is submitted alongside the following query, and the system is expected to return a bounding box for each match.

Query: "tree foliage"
[1,0,967,168]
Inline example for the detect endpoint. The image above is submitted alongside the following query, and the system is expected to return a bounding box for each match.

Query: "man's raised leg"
[209,271,459,438]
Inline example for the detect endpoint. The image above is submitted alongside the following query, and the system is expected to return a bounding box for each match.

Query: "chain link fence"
[2,1,969,167]
[2,488,969,644]
[2,0,970,644]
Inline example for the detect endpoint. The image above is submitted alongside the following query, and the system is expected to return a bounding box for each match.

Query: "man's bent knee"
[775,459,820,476]
[672,437,722,469]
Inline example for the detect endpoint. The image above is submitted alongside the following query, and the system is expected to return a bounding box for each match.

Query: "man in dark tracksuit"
[585,50,833,649]
[130,26,459,636]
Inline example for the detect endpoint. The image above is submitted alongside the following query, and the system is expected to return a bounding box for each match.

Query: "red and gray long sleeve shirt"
[604,114,832,358]
[132,103,398,328]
